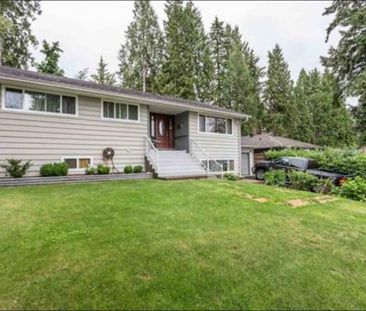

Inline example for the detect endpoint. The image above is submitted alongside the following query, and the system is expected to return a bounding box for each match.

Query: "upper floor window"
[199,115,233,134]
[3,87,77,115]
[102,100,139,121]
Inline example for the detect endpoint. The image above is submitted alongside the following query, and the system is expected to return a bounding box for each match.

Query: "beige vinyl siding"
[0,94,148,177]
[189,111,241,174]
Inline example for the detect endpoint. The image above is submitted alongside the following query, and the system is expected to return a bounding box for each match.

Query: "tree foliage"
[263,44,294,136]
[36,40,64,76]
[91,56,116,86]
[157,1,212,101]
[0,0,41,68]
[321,0,366,145]
[74,68,89,80]
[118,0,163,93]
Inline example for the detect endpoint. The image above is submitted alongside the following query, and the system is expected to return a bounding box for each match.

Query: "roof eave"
[0,75,249,119]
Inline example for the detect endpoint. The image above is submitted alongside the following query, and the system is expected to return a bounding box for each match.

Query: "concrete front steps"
[156,150,207,179]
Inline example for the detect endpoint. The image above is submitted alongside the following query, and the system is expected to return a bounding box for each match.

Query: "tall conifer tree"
[263,44,294,136]
[118,0,163,93]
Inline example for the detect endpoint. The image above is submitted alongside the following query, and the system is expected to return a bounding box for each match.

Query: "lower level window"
[201,159,235,172]
[62,157,92,169]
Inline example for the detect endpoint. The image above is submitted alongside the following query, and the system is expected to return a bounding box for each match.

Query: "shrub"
[223,173,239,181]
[85,167,96,175]
[0,159,32,178]
[264,170,287,187]
[133,165,143,173]
[287,171,320,192]
[332,177,366,202]
[40,162,68,177]
[124,165,133,174]
[97,164,110,175]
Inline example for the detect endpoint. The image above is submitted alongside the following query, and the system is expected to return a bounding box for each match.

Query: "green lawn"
[0,179,366,309]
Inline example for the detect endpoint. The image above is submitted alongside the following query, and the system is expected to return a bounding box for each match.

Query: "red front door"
[151,113,174,149]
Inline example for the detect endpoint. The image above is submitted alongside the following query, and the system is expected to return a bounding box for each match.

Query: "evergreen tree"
[321,0,366,145]
[222,44,257,134]
[185,1,213,102]
[263,44,294,136]
[209,17,226,106]
[157,0,195,99]
[36,40,64,76]
[91,56,116,86]
[242,41,264,133]
[74,68,89,80]
[292,69,314,142]
[0,0,41,68]
[292,68,355,147]
[157,1,212,101]
[118,0,163,93]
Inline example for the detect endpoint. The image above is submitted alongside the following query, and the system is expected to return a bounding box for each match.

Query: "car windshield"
[274,158,289,166]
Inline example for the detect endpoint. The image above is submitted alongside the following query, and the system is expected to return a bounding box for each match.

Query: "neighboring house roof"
[0,66,248,119]
[241,133,320,149]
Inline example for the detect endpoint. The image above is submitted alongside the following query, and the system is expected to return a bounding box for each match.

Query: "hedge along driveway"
[0,179,366,309]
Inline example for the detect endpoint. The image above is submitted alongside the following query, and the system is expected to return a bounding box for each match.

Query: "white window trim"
[1,85,79,117]
[197,114,234,136]
[202,159,236,172]
[100,99,140,123]
[61,156,93,172]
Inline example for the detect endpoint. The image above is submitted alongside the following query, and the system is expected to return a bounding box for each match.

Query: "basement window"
[62,157,93,170]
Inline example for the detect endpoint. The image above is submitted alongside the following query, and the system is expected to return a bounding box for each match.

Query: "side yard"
[0,179,365,309]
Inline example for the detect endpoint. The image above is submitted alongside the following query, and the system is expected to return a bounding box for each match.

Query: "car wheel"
[255,169,265,180]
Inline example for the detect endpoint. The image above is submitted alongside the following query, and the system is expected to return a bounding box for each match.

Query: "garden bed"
[0,172,152,187]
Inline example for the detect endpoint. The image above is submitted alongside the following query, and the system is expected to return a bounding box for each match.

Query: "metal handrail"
[145,136,159,173]
[190,138,224,178]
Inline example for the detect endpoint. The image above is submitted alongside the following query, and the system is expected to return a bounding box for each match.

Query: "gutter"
[0,75,249,119]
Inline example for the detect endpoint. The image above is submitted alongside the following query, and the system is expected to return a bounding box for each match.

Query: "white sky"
[32,1,356,104]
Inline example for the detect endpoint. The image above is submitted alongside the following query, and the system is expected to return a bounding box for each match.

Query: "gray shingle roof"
[0,66,248,118]
[241,133,320,149]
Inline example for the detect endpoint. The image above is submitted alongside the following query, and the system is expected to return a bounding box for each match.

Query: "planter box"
[0,173,152,187]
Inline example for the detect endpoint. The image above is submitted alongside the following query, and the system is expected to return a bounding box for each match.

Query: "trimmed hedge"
[40,162,68,177]
[265,148,366,177]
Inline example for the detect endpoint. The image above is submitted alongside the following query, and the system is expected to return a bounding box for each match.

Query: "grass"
[0,179,366,309]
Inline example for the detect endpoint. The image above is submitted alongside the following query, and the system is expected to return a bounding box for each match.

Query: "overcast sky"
[31,1,339,79]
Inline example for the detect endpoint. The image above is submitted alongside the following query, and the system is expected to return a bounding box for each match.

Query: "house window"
[102,100,139,121]
[62,157,92,170]
[199,115,233,134]
[3,87,77,115]
[201,159,235,172]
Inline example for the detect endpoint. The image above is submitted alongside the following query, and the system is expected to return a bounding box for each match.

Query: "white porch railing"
[189,138,224,178]
[145,136,159,173]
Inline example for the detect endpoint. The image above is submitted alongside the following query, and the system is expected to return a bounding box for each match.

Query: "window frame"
[101,99,140,123]
[201,159,235,172]
[1,85,79,117]
[198,114,233,135]
[61,156,93,172]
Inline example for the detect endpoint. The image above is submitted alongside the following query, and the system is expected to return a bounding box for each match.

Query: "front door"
[151,113,174,149]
